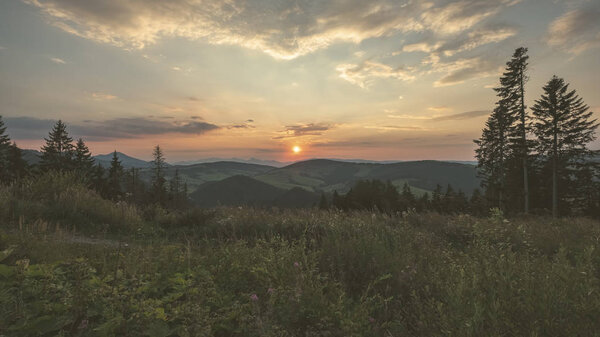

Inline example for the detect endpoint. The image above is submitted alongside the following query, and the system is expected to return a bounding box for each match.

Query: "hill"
[190,175,318,208]
[93,152,154,168]
[254,159,480,195]
[138,161,276,192]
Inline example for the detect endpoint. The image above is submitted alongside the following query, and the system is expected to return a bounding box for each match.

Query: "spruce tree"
[74,138,95,175]
[318,192,329,210]
[107,151,123,200]
[474,102,513,209]
[151,145,167,204]
[0,116,11,182]
[40,120,74,171]
[531,76,599,217]
[495,47,530,213]
[7,142,28,182]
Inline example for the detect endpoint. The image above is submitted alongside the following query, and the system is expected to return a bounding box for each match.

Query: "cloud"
[23,0,518,60]
[337,61,414,88]
[90,92,118,100]
[428,106,450,112]
[3,116,219,141]
[274,123,332,139]
[387,114,434,120]
[432,110,490,121]
[0,46,6,50]
[227,119,255,129]
[432,57,500,86]
[387,110,489,121]
[546,5,600,55]
[50,57,66,64]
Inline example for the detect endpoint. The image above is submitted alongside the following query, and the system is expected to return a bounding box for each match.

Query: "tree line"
[0,119,188,209]
[475,47,599,217]
[319,180,490,216]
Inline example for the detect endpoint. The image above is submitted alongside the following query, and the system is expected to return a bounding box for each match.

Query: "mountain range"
[20,149,482,207]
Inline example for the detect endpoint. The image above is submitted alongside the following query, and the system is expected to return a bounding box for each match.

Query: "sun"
[293,145,301,154]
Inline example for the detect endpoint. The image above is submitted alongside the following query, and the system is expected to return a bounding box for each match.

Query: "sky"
[0,0,599,162]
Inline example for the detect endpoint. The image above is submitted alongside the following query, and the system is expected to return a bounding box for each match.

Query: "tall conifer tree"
[40,120,74,171]
[475,102,513,209]
[495,47,530,213]
[7,142,28,181]
[531,76,598,216]
[151,145,167,204]
[74,138,95,175]
[0,116,12,182]
[107,151,123,199]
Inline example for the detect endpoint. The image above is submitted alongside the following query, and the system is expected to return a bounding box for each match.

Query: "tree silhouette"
[475,102,513,209]
[495,47,530,213]
[73,138,95,176]
[151,145,167,204]
[107,151,123,200]
[40,120,74,171]
[7,142,28,182]
[0,116,11,182]
[531,76,599,217]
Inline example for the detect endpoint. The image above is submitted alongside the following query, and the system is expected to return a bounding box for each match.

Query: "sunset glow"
[293,146,301,154]
[0,0,598,162]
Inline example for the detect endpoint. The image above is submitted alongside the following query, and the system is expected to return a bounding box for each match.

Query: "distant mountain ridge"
[19,149,481,196]
[93,152,156,168]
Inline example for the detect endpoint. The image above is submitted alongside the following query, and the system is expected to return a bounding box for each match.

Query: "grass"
[0,173,599,336]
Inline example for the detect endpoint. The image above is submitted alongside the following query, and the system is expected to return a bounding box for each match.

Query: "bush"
[0,171,142,233]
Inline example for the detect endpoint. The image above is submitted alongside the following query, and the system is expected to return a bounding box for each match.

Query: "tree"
[400,182,416,211]
[494,47,530,213]
[531,76,599,217]
[7,142,28,182]
[474,102,513,210]
[107,151,123,200]
[73,138,95,176]
[40,120,74,171]
[0,116,11,182]
[318,192,329,210]
[151,145,167,204]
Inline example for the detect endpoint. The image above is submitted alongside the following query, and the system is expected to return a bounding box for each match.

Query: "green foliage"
[1,198,599,336]
[0,171,142,233]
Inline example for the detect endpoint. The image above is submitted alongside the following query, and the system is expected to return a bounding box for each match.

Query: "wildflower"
[267,288,274,294]
[369,317,375,324]
[250,293,259,301]
[293,261,300,268]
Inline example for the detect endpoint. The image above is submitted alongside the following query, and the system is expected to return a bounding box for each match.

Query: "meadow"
[1,172,599,336]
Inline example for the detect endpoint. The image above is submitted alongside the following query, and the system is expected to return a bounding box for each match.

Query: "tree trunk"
[520,68,529,214]
[552,130,558,218]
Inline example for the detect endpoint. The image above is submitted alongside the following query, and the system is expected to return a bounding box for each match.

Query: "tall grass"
[0,175,599,335]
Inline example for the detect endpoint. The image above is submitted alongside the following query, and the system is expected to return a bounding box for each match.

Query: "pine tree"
[400,182,416,211]
[474,102,513,209]
[40,120,74,171]
[73,138,95,176]
[7,142,28,182]
[151,145,167,204]
[531,76,599,217]
[495,47,530,213]
[0,116,12,182]
[318,192,329,210]
[107,151,123,200]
